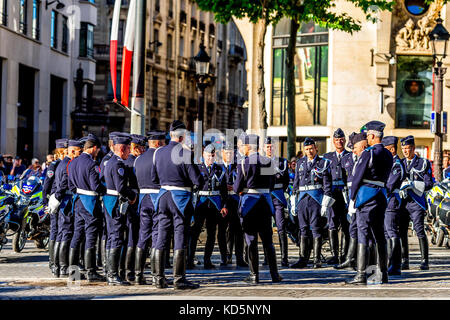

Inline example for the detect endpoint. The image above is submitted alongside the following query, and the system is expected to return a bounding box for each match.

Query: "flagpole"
[130,0,147,135]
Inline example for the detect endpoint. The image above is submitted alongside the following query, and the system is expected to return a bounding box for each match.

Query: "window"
[271,19,328,126]
[32,0,40,40]
[167,34,173,59]
[152,76,158,107]
[80,22,94,58]
[51,10,58,49]
[155,0,160,12]
[179,36,184,57]
[190,39,195,57]
[154,29,159,54]
[166,80,172,109]
[168,0,173,18]
[1,0,7,26]
[20,0,27,35]
[395,55,433,129]
[61,15,68,52]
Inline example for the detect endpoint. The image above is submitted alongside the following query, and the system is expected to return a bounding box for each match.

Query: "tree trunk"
[286,19,299,160]
[256,18,268,131]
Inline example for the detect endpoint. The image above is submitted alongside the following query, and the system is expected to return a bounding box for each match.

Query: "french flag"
[120,0,136,108]
[109,0,121,103]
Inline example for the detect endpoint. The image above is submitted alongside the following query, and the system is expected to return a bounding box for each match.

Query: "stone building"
[237,0,450,160]
[0,0,97,159]
[92,0,248,141]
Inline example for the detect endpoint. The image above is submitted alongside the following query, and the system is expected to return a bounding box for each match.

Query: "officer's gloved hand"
[320,206,329,218]
[48,194,60,214]
[320,195,335,218]
[347,200,356,223]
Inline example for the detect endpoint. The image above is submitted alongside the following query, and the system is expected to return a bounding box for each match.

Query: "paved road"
[0,235,449,300]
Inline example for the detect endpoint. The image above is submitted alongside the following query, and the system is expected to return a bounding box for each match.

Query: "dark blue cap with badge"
[400,135,415,146]
[55,138,69,149]
[68,139,83,148]
[351,132,367,145]
[170,120,186,132]
[382,136,398,147]
[333,128,345,138]
[109,131,121,140]
[84,133,101,147]
[304,137,315,146]
[147,130,166,140]
[131,134,147,146]
[347,132,356,149]
[113,133,131,145]
[264,137,274,144]
[204,144,215,154]
[361,120,386,133]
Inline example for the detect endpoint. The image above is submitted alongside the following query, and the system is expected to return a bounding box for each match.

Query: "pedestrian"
[291,137,333,269]
[233,134,282,284]
[346,121,393,285]
[323,129,351,265]
[151,120,204,289]
[9,156,26,178]
[399,135,432,271]
[20,158,43,180]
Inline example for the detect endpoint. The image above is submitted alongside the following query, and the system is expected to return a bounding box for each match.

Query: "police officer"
[68,134,106,282]
[152,120,204,289]
[233,134,282,284]
[382,136,406,276]
[44,138,67,276]
[188,144,228,269]
[334,132,367,269]
[399,135,432,270]
[222,144,247,268]
[263,137,290,267]
[134,130,167,285]
[291,138,333,269]
[119,134,147,283]
[49,139,83,277]
[323,129,351,265]
[103,134,137,286]
[346,121,393,285]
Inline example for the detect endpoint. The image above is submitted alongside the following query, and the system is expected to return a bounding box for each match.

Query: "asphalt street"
[0,234,449,300]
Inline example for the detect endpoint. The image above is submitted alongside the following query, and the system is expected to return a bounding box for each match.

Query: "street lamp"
[430,15,449,182]
[45,0,65,10]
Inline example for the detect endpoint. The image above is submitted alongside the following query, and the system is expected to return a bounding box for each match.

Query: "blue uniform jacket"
[386,155,406,208]
[134,147,160,209]
[401,155,433,210]
[323,150,351,191]
[42,159,60,204]
[196,162,227,211]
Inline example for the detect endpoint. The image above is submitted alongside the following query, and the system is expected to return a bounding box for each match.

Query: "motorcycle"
[10,175,50,253]
[426,180,450,249]
[0,183,16,251]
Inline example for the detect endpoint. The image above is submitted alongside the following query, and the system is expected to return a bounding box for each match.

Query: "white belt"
[228,191,237,195]
[362,179,385,187]
[243,188,270,194]
[299,185,322,191]
[198,191,221,196]
[332,181,345,186]
[106,189,119,196]
[273,183,283,189]
[76,188,98,196]
[140,188,160,194]
[347,182,352,187]
[161,185,192,192]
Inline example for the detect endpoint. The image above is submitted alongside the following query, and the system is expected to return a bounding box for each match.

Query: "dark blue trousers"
[137,195,159,250]
[402,200,427,239]
[49,210,59,241]
[124,204,139,248]
[384,197,402,239]
[70,198,100,250]
[328,189,350,233]
[272,196,286,236]
[239,197,273,249]
[349,210,358,239]
[356,192,386,246]
[155,191,194,251]
[56,197,74,242]
[104,205,126,250]
[297,194,323,238]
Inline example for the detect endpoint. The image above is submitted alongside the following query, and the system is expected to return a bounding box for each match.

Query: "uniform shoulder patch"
[47,170,54,178]
[118,168,125,176]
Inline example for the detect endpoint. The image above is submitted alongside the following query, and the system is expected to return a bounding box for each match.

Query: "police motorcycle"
[0,179,18,252]
[10,174,50,252]
[426,179,450,249]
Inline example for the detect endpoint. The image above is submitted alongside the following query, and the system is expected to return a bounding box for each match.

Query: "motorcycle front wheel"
[12,225,27,253]
[34,236,49,249]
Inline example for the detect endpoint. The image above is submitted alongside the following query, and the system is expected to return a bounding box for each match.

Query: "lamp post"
[193,44,211,160]
[430,15,449,182]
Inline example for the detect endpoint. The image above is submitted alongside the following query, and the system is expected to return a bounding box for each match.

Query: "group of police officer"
[41,119,432,288]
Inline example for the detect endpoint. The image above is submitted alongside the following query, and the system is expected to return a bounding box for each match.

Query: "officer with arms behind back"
[399,135,432,270]
[291,138,334,269]
[233,134,282,284]
[151,120,204,290]
[346,121,393,285]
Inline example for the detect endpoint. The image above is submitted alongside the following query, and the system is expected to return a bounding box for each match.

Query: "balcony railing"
[229,44,244,57]
[19,22,27,35]
[168,59,174,69]
[94,44,123,59]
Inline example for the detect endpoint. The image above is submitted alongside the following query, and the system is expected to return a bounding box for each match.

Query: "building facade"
[92,0,248,142]
[0,0,97,160]
[239,0,450,160]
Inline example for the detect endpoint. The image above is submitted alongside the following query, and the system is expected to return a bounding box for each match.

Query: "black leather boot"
[243,243,249,264]
[134,247,148,285]
[244,243,259,284]
[107,248,130,286]
[346,243,367,285]
[386,238,393,268]
[59,241,70,277]
[173,249,199,290]
[48,240,55,271]
[204,234,216,269]
[388,238,401,276]
[235,232,247,267]
[103,247,110,276]
[326,230,339,265]
[418,237,429,270]
[125,247,136,282]
[368,242,377,267]
[334,237,357,269]
[339,232,350,263]
[100,239,107,272]
[165,247,172,269]
[313,237,322,269]
[79,241,86,272]
[85,247,106,282]
[119,245,126,280]
[68,246,80,280]
[52,241,61,278]
[400,234,409,270]
[262,250,268,266]
[154,249,168,288]
[266,243,282,283]
[290,236,310,268]
[187,234,198,270]
[279,232,289,267]
[376,241,388,284]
